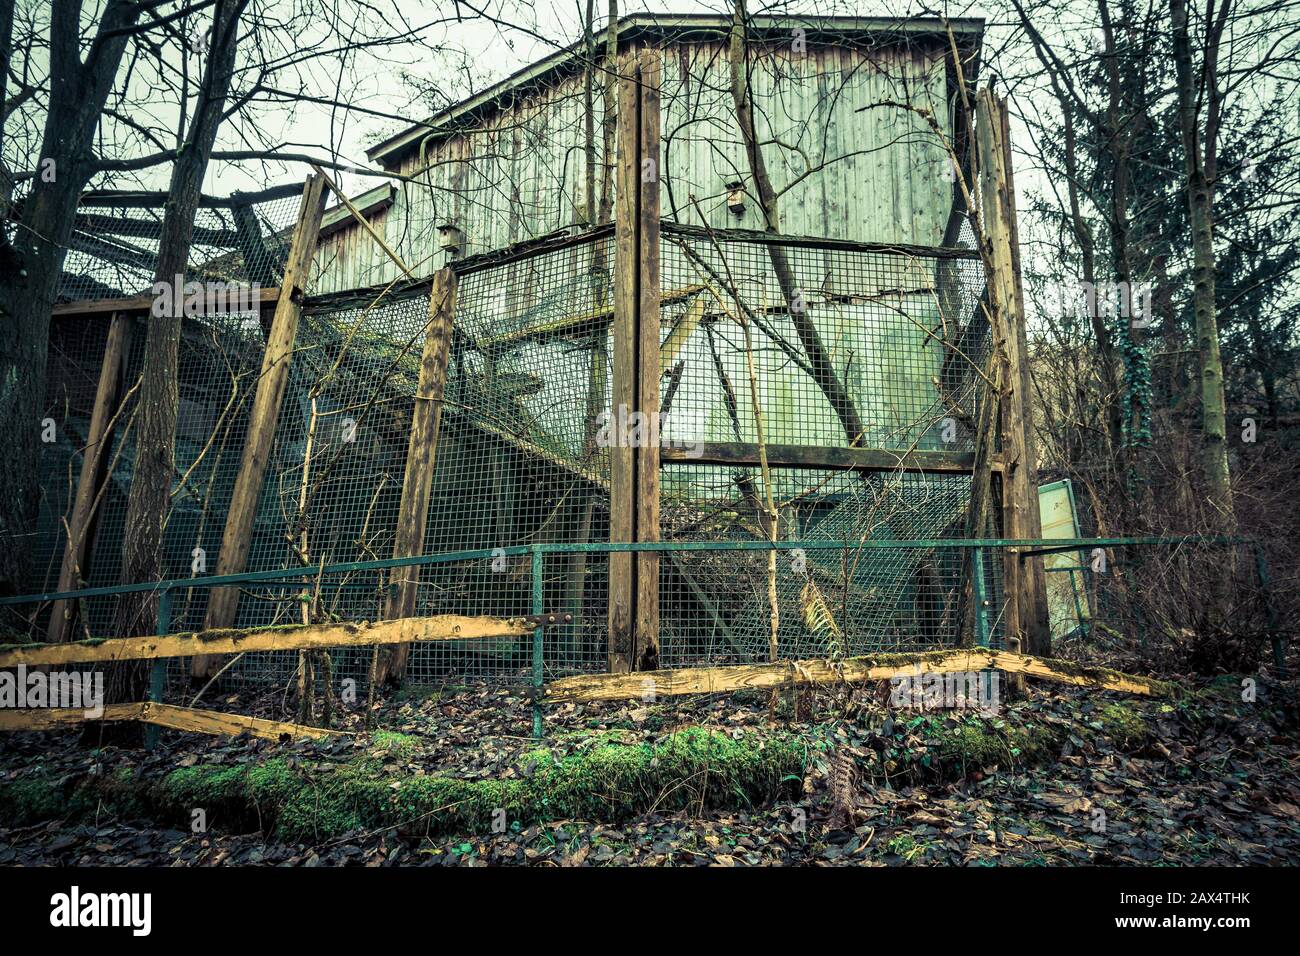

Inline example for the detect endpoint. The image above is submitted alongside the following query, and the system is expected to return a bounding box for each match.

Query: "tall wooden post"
[609,50,662,675]
[47,312,132,643]
[375,267,458,685]
[998,98,1051,653]
[635,51,662,672]
[193,174,327,678]
[975,89,1049,656]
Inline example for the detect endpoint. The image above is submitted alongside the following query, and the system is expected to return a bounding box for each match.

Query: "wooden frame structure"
[37,85,1049,696]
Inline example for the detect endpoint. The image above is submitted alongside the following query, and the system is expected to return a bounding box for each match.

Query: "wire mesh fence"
[1043,540,1282,671]
[653,222,992,664]
[657,222,988,454]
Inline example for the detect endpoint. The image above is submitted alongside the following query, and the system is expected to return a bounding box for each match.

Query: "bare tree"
[103,0,246,732]
[0,0,149,592]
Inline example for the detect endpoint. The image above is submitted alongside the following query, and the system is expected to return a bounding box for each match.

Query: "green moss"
[371,730,420,758]
[0,777,66,824]
[927,717,1056,772]
[0,727,805,843]
[1095,702,1150,748]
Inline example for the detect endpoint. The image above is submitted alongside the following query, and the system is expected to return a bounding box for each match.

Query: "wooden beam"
[47,313,133,644]
[376,267,459,685]
[0,701,343,741]
[608,53,640,675]
[545,650,1177,703]
[74,211,241,248]
[661,293,705,369]
[635,49,663,672]
[51,286,280,317]
[0,702,144,732]
[140,702,343,740]
[998,97,1051,655]
[319,183,397,239]
[312,164,414,278]
[195,175,328,678]
[477,283,703,353]
[77,183,306,209]
[0,615,533,668]
[661,441,981,475]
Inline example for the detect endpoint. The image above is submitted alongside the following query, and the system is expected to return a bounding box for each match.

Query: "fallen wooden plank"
[0,615,534,668]
[140,702,343,741]
[987,651,1176,698]
[0,702,144,732]
[0,701,342,741]
[544,650,1177,703]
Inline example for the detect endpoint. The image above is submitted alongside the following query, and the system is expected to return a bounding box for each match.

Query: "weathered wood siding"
[312,36,956,293]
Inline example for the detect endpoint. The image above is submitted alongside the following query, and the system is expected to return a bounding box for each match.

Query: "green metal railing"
[0,534,1278,741]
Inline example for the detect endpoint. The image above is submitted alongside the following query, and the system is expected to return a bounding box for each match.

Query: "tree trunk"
[726,0,865,446]
[1170,0,1234,528]
[103,1,244,739]
[0,0,143,592]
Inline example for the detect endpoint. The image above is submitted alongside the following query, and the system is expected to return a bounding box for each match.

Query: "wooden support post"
[998,101,1051,656]
[635,50,662,672]
[975,90,1049,656]
[47,312,133,644]
[193,175,327,678]
[609,50,662,674]
[375,267,459,685]
[609,53,639,675]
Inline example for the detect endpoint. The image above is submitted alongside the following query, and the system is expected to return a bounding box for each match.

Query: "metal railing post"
[531,546,544,739]
[1253,542,1286,678]
[145,588,172,750]
[972,547,992,648]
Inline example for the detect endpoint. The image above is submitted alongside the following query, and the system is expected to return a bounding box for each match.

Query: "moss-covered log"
[0,727,804,842]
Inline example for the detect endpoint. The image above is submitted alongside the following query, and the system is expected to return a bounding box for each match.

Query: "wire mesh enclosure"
[56,193,303,304]
[27,209,998,696]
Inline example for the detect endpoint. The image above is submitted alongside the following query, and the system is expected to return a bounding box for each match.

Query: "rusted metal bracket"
[525,612,575,628]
